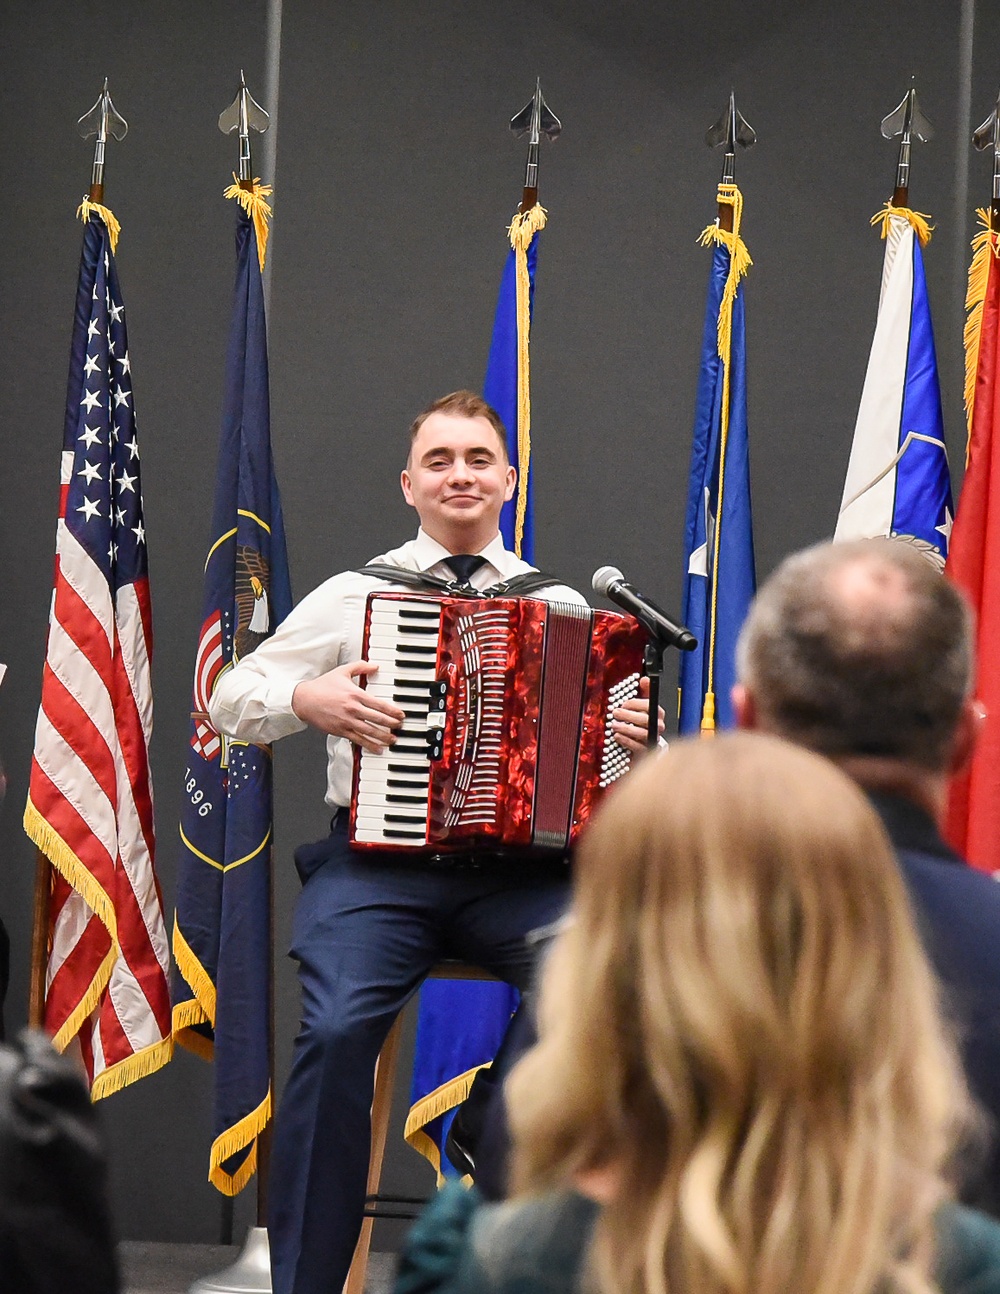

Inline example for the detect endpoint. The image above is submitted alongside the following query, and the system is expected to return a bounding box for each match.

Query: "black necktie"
[445,554,487,586]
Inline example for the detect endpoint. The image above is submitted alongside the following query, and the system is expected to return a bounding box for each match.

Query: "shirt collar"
[413,528,519,579]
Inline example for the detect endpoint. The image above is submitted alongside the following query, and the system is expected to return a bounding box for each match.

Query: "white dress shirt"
[208,528,586,809]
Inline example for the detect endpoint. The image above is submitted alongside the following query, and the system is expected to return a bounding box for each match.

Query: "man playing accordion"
[209,390,660,1294]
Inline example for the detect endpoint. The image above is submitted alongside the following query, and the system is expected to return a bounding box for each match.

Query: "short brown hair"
[736,539,974,770]
[408,390,509,462]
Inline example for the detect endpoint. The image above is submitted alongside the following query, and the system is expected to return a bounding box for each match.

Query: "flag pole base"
[189,1226,271,1293]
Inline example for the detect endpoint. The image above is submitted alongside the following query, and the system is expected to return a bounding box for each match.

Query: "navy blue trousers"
[267,819,569,1294]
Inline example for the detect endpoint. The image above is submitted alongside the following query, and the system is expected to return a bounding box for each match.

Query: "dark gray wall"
[1,0,995,1248]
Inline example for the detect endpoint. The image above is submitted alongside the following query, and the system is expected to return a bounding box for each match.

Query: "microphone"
[592,567,698,652]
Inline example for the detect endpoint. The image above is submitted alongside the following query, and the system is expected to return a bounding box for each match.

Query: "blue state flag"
[835,209,953,560]
[679,215,756,735]
[405,218,543,1177]
[172,197,292,1195]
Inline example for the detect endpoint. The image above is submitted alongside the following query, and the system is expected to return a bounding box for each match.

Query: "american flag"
[24,208,172,1096]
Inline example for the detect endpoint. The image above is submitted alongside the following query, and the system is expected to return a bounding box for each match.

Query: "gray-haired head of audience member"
[734,539,976,774]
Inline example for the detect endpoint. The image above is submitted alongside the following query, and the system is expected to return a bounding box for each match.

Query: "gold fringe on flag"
[209,1088,272,1195]
[91,1036,175,1102]
[223,176,273,273]
[404,1063,486,1185]
[76,198,121,253]
[963,210,1000,459]
[695,184,751,735]
[171,918,218,1061]
[507,203,548,557]
[869,202,934,247]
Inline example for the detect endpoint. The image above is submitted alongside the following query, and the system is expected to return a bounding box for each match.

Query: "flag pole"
[28,79,128,1031]
[28,852,50,1028]
[506,79,560,557]
[221,74,276,1225]
[699,93,755,732]
[222,63,275,1233]
[187,73,279,1294]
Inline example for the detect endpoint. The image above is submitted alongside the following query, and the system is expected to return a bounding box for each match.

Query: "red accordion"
[349,592,648,855]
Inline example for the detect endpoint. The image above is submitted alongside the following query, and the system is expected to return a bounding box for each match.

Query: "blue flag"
[172,201,292,1195]
[404,223,543,1177]
[835,210,953,559]
[679,218,756,735]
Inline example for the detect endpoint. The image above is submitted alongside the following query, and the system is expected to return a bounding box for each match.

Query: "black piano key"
[396,644,438,656]
[384,828,428,839]
[388,762,429,773]
[386,793,428,805]
[385,813,426,824]
[398,608,440,621]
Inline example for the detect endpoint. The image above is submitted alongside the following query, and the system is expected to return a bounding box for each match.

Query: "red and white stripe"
[191,612,224,760]
[26,452,171,1094]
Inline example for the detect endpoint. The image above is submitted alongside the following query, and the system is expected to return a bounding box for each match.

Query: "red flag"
[24,206,172,1095]
[946,216,1000,872]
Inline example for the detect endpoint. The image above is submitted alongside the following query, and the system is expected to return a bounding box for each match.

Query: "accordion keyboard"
[353,599,441,845]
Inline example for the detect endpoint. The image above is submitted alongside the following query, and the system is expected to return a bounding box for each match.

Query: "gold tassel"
[870,202,934,247]
[963,210,1000,459]
[76,198,122,253]
[507,203,548,557]
[697,184,752,365]
[696,186,751,734]
[223,176,273,272]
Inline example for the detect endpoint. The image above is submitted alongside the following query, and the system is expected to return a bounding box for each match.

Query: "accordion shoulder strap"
[356,562,567,600]
[354,563,455,593]
[487,570,564,597]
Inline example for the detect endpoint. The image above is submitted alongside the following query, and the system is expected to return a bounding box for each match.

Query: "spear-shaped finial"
[219,70,269,190]
[510,79,561,213]
[77,79,127,205]
[973,88,1000,230]
[881,82,933,207]
[705,91,755,231]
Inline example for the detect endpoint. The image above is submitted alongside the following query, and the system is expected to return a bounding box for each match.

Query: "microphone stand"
[643,638,665,750]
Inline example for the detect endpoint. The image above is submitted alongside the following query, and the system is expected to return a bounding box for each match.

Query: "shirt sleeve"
[208,571,357,745]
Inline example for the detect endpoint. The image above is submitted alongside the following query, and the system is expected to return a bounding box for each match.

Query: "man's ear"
[950,697,984,775]
[400,468,415,508]
[731,683,757,730]
[504,464,516,503]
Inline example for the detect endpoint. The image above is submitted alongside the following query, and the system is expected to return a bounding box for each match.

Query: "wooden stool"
[343,962,500,1294]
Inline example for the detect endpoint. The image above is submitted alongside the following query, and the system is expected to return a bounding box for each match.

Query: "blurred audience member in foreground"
[734,538,1000,1215]
[395,733,1000,1294]
[0,1030,118,1294]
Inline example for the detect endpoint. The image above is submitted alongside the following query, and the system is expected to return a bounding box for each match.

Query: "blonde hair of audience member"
[506,732,970,1294]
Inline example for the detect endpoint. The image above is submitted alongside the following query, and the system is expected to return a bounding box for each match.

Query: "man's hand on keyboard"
[292,661,405,753]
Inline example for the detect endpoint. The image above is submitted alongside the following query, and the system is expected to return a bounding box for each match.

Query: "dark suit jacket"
[871,791,1000,1217]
